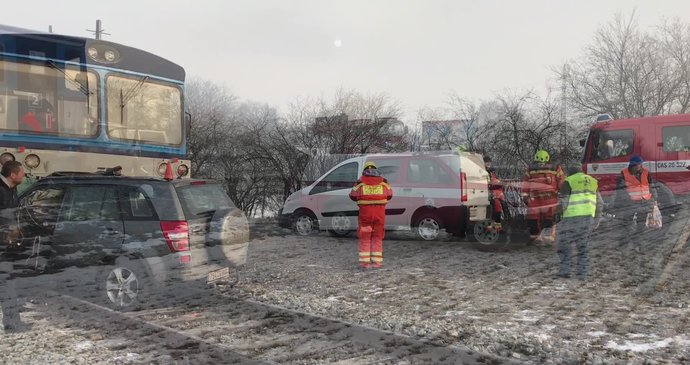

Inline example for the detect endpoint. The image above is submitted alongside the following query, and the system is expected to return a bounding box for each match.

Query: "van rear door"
[441,154,490,221]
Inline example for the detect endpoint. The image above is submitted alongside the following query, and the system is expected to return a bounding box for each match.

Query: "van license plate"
[207,267,230,283]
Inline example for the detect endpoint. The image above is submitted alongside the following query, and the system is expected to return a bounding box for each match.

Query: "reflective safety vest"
[563,172,598,218]
[349,175,393,206]
[622,168,652,201]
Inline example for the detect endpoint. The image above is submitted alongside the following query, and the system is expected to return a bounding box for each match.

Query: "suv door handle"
[403,188,413,192]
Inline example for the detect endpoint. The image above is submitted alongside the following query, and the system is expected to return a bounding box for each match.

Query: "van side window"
[310,162,358,195]
[371,159,401,183]
[407,159,451,184]
[661,126,690,152]
[592,129,634,161]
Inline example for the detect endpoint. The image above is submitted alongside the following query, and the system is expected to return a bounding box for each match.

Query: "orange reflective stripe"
[622,169,652,201]
[352,183,364,191]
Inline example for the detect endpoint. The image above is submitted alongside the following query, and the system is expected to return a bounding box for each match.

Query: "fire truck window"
[661,126,690,152]
[592,129,634,161]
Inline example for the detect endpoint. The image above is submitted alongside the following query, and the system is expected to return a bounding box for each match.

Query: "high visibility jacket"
[563,172,598,218]
[349,175,393,206]
[622,168,652,201]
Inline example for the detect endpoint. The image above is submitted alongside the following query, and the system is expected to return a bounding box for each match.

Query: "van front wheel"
[293,210,317,236]
[415,213,442,241]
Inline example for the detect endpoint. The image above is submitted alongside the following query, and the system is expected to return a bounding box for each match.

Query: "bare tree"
[476,91,573,179]
[660,18,690,114]
[185,78,239,176]
[413,95,490,152]
[309,87,404,154]
[562,13,690,120]
[446,94,488,152]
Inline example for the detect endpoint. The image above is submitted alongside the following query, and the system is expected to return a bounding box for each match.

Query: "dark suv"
[2,175,249,311]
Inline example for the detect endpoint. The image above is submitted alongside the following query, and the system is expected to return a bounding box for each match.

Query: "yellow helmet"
[534,150,550,163]
[363,161,377,170]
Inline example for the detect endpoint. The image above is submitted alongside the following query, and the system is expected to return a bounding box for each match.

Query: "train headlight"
[157,162,168,176]
[176,164,189,177]
[104,50,116,62]
[87,44,121,64]
[88,47,98,60]
[0,152,15,165]
[24,154,40,169]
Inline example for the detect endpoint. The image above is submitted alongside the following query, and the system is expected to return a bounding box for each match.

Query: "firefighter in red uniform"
[484,156,506,231]
[349,161,393,269]
[522,150,565,242]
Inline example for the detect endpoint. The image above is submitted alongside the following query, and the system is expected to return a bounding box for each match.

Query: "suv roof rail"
[47,171,105,177]
[47,166,123,177]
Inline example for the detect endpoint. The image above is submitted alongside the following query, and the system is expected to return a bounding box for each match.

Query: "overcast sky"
[3,0,690,121]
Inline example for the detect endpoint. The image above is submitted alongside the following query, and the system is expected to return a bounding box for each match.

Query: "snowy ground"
[1,207,689,364]
[239,209,690,364]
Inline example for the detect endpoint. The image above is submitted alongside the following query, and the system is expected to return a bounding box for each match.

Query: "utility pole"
[48,25,53,33]
[561,63,569,159]
[86,20,110,40]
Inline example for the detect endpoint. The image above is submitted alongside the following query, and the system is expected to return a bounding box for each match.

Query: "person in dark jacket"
[613,155,657,251]
[1,160,28,332]
[0,161,23,208]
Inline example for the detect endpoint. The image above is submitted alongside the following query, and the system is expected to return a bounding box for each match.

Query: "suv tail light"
[160,221,191,264]
[460,172,468,202]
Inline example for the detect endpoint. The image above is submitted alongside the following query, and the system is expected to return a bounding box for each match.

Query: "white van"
[278,152,491,240]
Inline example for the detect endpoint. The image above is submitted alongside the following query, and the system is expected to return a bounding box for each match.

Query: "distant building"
[313,114,408,153]
[421,119,466,150]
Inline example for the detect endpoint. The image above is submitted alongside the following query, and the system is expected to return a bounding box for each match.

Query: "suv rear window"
[176,183,235,218]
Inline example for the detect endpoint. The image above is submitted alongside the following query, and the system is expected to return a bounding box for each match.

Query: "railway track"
[37,288,516,365]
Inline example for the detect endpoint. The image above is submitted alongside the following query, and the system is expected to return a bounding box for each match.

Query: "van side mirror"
[579,138,586,147]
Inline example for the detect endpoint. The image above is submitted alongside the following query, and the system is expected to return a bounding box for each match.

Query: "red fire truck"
[580,114,690,210]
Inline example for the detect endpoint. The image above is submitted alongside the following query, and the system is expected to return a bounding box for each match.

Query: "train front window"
[0,60,98,137]
[106,74,183,146]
